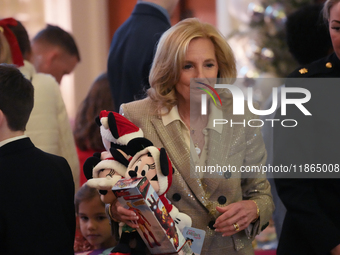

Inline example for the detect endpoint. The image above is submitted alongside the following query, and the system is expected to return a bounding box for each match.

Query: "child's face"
[78,195,115,249]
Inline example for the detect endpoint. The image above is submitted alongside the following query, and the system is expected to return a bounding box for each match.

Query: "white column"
[216,0,236,38]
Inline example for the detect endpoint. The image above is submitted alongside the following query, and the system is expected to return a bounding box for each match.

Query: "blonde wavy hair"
[323,0,340,21]
[0,31,13,64]
[148,18,237,113]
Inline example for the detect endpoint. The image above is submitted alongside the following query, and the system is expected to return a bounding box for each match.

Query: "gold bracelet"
[108,204,120,222]
[251,200,260,222]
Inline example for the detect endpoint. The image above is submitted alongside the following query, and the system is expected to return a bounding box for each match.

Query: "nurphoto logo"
[199,83,312,128]
[196,81,222,115]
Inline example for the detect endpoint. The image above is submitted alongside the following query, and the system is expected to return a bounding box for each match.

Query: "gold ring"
[233,223,240,231]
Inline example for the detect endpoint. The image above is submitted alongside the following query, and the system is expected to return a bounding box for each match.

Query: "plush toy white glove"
[86,175,122,190]
[169,204,192,232]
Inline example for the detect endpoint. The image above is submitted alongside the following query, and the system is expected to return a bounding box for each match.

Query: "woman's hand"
[110,199,140,228]
[214,200,258,237]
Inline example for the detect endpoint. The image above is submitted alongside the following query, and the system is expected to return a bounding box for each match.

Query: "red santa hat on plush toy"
[97,110,143,150]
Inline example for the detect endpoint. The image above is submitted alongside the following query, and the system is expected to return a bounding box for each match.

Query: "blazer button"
[208,220,215,230]
[217,196,227,204]
[172,193,181,202]
[224,171,231,179]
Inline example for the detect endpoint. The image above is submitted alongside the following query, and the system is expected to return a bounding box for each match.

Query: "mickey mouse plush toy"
[83,149,147,255]
[83,148,128,203]
[95,110,151,158]
[84,111,153,255]
[84,111,192,254]
[126,145,192,233]
[84,110,153,207]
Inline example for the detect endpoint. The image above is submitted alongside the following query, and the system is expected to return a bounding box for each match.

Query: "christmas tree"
[248,0,316,77]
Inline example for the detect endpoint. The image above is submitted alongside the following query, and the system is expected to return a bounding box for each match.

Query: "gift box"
[112,177,187,254]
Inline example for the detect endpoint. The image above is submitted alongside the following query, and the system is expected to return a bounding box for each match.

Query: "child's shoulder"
[101,247,114,255]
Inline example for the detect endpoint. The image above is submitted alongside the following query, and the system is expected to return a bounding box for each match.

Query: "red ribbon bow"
[0,18,24,67]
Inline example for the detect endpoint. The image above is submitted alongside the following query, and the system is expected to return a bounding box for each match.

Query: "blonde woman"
[111,18,274,254]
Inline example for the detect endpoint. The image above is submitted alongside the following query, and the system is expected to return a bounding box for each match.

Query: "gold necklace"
[181,110,205,156]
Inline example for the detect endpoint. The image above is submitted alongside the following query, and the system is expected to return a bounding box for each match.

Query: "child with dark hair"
[74,184,116,255]
[0,64,75,254]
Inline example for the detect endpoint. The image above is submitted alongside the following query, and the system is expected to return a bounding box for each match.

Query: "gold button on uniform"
[299,68,308,74]
[326,62,333,68]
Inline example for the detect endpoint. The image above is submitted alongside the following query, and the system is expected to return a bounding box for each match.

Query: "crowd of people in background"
[1,0,340,254]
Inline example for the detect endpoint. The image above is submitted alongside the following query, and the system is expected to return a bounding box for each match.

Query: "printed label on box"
[182,227,206,255]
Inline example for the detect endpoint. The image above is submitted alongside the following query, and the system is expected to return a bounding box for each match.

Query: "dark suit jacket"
[274,53,340,255]
[0,138,75,254]
[107,3,171,111]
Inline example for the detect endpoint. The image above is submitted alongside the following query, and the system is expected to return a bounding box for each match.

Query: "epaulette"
[288,53,339,78]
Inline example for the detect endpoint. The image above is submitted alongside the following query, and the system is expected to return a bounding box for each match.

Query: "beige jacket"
[20,61,79,191]
[121,97,274,255]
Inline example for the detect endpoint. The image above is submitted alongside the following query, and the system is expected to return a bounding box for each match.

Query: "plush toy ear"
[126,137,153,156]
[93,151,101,159]
[95,116,101,127]
[83,156,101,180]
[108,112,119,139]
[110,147,129,167]
[159,148,170,177]
[110,142,128,154]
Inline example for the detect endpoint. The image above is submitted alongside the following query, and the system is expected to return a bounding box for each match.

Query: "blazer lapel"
[151,118,206,201]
